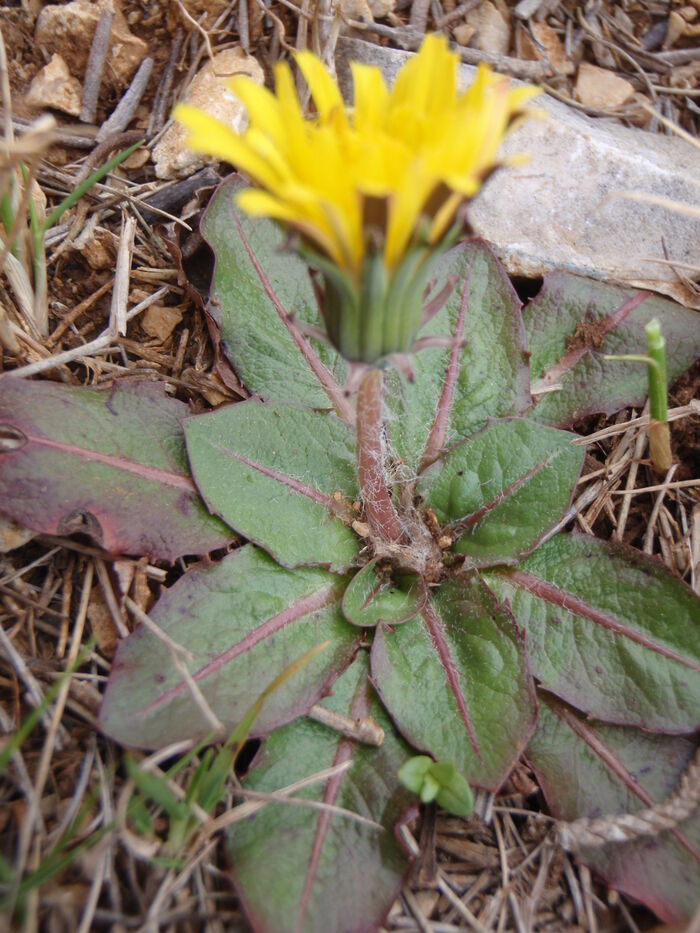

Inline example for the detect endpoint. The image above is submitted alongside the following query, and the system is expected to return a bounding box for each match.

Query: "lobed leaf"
[528,694,700,923]
[384,241,531,474]
[99,545,361,749]
[201,175,349,412]
[418,418,583,566]
[371,574,537,790]
[525,273,700,427]
[184,400,359,571]
[227,655,413,933]
[0,379,232,561]
[485,534,700,732]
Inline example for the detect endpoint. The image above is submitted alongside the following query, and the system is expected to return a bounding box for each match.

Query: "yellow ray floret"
[175,34,540,280]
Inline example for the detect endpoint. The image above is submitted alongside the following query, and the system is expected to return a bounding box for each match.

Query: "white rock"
[153,48,264,180]
[465,1,511,56]
[25,53,82,116]
[336,38,700,309]
[35,0,148,89]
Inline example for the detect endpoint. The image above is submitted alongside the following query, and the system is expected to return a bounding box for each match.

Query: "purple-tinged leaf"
[0,379,232,561]
[201,176,352,419]
[228,655,413,933]
[418,418,583,567]
[485,534,700,732]
[384,241,530,474]
[100,545,360,749]
[525,273,700,427]
[184,400,359,571]
[342,559,425,627]
[528,693,700,923]
[371,574,537,790]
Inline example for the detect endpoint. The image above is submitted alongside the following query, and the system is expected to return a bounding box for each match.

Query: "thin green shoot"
[39,139,144,235]
[605,318,671,472]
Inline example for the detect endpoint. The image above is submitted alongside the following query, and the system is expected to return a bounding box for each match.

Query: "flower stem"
[356,368,404,544]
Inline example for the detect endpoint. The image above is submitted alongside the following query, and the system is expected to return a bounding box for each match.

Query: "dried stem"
[356,368,404,544]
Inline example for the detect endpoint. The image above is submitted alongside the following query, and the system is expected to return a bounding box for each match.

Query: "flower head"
[176,35,540,362]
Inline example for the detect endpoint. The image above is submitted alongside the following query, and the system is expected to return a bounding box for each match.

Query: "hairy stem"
[356,368,404,544]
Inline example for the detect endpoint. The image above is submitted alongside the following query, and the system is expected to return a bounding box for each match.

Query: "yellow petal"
[228,77,285,147]
[173,104,280,189]
[295,51,347,127]
[237,187,345,267]
[351,63,389,132]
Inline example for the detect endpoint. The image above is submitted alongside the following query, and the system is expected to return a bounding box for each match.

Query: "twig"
[3,285,168,378]
[558,745,700,851]
[148,29,184,137]
[643,465,678,554]
[80,8,113,124]
[409,0,432,33]
[307,704,385,746]
[96,57,154,143]
[110,214,136,336]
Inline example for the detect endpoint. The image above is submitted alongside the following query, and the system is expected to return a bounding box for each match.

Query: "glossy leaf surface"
[0,379,232,561]
[525,273,700,427]
[371,574,537,790]
[384,241,530,474]
[100,545,360,749]
[485,534,700,732]
[418,418,583,566]
[228,656,412,933]
[184,400,359,571]
[202,175,348,410]
[528,694,700,923]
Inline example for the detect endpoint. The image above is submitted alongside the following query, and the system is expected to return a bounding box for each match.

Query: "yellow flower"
[175,35,540,362]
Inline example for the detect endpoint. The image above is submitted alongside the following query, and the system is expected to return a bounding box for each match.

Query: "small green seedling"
[399,756,474,819]
[605,316,672,473]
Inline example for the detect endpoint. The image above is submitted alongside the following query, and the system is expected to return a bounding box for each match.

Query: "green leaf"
[342,558,425,627]
[485,534,700,732]
[228,655,412,933]
[384,240,530,475]
[398,756,474,818]
[184,400,359,571]
[525,273,700,427]
[201,175,348,410]
[527,694,700,924]
[371,574,537,790]
[99,545,361,749]
[418,418,583,566]
[0,379,232,561]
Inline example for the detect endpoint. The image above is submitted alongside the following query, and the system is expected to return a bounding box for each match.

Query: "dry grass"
[1,0,699,930]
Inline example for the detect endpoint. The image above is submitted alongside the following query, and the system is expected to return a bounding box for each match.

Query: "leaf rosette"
[91,190,700,930]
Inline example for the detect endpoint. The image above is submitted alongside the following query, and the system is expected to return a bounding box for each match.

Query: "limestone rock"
[35,0,148,89]
[453,24,477,47]
[153,48,264,180]
[141,304,184,341]
[575,62,635,109]
[465,1,510,56]
[25,54,82,116]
